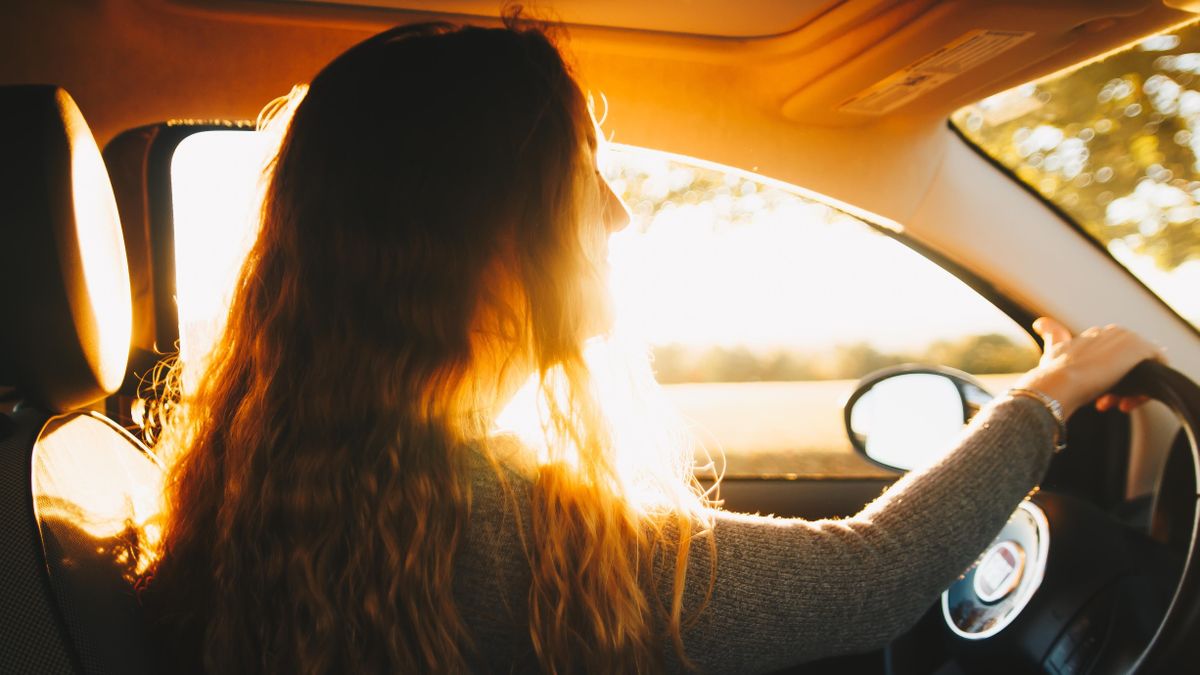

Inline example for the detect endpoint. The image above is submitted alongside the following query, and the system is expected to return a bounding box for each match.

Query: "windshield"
[952,20,1200,331]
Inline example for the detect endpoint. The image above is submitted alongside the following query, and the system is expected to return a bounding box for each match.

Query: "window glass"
[601,148,1037,477]
[953,20,1200,331]
[171,131,274,392]
[171,132,1037,478]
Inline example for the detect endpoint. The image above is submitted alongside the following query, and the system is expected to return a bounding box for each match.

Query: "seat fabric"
[0,407,76,674]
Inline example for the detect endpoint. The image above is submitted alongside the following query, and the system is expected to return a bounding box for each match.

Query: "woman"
[142,15,1164,675]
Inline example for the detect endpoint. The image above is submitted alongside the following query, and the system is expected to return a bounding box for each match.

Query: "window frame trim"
[946,118,1200,344]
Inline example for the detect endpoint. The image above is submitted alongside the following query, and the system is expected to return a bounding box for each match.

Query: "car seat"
[0,85,162,674]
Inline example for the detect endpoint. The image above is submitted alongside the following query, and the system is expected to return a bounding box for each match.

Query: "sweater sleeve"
[666,394,1059,674]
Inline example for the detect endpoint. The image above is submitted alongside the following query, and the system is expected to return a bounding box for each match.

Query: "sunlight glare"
[35,415,162,575]
[493,335,710,514]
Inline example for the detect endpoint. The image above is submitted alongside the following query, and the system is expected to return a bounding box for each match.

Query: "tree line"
[651,333,1038,384]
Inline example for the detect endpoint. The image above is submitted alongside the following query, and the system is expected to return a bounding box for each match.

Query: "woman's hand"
[1014,317,1167,418]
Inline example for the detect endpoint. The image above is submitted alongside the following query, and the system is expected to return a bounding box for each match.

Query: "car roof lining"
[278,0,847,39]
[166,0,1198,125]
[0,0,1191,234]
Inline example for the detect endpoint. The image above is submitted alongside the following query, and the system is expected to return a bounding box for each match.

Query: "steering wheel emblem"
[973,540,1025,603]
[943,501,1049,640]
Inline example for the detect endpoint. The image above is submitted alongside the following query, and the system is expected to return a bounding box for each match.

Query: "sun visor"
[0,86,133,412]
[778,1,1195,126]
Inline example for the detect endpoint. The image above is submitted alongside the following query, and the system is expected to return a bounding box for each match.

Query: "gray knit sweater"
[453,394,1058,673]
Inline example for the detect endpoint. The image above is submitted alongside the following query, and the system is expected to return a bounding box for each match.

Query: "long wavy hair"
[143,15,715,675]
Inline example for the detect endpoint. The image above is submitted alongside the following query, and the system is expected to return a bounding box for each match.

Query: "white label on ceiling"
[838,29,1035,115]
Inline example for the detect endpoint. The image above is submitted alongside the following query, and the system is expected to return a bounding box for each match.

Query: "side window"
[169,132,1038,478]
[171,130,273,392]
[601,147,1038,477]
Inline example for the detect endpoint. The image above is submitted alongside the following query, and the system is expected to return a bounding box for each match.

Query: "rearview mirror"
[844,365,993,472]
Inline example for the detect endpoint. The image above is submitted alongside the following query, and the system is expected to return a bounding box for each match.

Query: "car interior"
[4,1,1200,673]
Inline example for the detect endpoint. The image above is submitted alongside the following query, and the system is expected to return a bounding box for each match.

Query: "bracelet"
[1009,387,1068,453]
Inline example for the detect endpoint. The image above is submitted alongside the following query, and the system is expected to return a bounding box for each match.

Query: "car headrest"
[0,85,132,412]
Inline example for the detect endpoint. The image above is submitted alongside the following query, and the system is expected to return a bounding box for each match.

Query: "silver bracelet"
[1009,387,1068,453]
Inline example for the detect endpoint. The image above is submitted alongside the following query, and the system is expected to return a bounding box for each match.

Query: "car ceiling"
[285,0,841,38]
[0,0,1195,226]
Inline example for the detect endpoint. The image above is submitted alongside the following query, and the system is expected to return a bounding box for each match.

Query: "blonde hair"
[143,16,716,674]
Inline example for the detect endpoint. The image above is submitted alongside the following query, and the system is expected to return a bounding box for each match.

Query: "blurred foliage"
[652,333,1038,384]
[953,25,1200,272]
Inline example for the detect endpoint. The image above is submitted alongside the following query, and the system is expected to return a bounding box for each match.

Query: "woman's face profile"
[598,172,631,235]
[577,145,631,338]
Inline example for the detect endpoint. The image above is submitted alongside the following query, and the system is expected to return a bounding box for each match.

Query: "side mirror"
[844,365,993,472]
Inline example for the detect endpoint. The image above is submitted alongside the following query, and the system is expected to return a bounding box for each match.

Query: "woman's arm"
[669,319,1165,673]
[455,319,1163,673]
[668,394,1057,673]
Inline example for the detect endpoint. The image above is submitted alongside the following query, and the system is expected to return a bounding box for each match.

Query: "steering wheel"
[896,361,1200,674]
